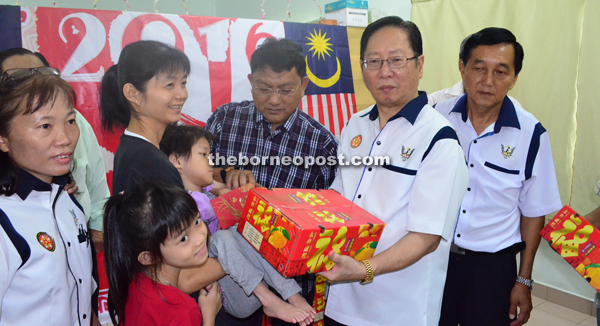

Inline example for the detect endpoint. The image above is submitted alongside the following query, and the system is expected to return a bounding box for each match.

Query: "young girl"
[161,124,316,326]
[104,183,222,326]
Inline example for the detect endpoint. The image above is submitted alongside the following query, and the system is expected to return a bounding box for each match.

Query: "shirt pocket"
[484,161,520,175]
[382,164,417,176]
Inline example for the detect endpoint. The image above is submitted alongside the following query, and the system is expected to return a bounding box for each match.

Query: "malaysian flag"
[285,23,357,138]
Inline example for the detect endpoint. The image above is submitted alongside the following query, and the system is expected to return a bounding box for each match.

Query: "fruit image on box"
[237,188,385,277]
[540,205,600,292]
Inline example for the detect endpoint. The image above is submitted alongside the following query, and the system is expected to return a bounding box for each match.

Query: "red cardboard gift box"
[237,188,385,277]
[540,205,600,292]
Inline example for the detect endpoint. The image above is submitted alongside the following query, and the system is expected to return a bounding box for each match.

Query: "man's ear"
[169,154,184,172]
[459,59,466,77]
[123,83,141,110]
[0,136,9,153]
[509,74,519,91]
[247,73,253,85]
[138,251,154,266]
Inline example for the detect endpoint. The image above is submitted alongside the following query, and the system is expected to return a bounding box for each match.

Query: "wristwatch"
[360,260,374,285]
[220,166,236,182]
[515,276,534,290]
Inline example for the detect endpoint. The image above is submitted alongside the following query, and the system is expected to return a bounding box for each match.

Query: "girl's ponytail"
[104,192,135,325]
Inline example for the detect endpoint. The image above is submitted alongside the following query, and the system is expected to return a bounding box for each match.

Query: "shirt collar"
[16,169,69,201]
[253,102,300,132]
[366,91,428,125]
[450,94,521,133]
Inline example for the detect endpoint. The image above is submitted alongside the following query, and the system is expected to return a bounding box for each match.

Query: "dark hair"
[250,38,306,77]
[0,75,76,195]
[360,16,423,61]
[99,41,191,131]
[0,48,50,73]
[459,27,524,75]
[104,183,199,325]
[160,123,215,160]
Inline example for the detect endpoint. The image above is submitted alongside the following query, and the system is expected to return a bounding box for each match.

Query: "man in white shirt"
[318,16,469,326]
[435,27,562,326]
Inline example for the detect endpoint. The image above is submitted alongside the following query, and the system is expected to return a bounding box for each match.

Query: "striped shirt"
[205,100,338,190]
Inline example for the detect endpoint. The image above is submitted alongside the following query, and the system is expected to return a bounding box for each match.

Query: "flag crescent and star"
[305,29,342,88]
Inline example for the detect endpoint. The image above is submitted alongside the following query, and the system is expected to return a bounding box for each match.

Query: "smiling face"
[177,137,214,191]
[160,215,209,269]
[460,43,518,112]
[248,67,308,130]
[135,69,188,128]
[361,27,424,111]
[0,92,79,183]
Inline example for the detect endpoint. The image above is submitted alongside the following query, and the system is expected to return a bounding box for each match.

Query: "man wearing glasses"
[319,16,468,326]
[204,37,337,326]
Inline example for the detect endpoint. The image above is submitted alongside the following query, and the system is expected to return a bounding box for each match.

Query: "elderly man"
[202,38,338,326]
[319,16,469,326]
[435,28,562,326]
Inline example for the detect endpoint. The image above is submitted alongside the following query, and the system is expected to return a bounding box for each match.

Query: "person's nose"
[482,70,494,86]
[267,91,282,105]
[379,60,394,78]
[55,124,76,147]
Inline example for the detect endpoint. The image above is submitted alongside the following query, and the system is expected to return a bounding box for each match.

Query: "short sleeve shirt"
[325,92,469,326]
[435,94,562,252]
[0,170,95,325]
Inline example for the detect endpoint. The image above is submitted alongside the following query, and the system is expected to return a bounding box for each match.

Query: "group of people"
[0,13,575,326]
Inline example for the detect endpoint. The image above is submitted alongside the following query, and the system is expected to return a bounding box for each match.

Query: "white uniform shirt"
[0,171,95,326]
[435,95,562,252]
[325,92,469,326]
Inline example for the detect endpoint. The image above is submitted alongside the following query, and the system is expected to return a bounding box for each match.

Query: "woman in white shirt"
[0,68,95,325]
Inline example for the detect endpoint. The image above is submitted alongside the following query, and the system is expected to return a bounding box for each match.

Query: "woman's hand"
[64,179,78,197]
[198,281,222,326]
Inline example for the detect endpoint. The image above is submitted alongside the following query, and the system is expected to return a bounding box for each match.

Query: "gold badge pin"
[351,135,362,149]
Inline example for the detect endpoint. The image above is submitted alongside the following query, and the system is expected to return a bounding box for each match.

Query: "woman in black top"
[99,40,190,194]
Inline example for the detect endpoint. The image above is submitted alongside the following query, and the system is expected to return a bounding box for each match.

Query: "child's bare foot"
[288,293,316,318]
[254,283,309,324]
[262,296,309,324]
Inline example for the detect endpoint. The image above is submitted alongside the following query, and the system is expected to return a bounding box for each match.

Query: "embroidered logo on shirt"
[37,232,55,252]
[401,146,415,162]
[501,144,516,159]
[69,209,79,227]
[351,135,362,148]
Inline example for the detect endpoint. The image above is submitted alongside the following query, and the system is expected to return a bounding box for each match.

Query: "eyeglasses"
[361,56,419,70]
[0,67,61,88]
[252,80,302,98]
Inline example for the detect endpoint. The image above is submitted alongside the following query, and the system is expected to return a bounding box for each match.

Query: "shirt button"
[67,242,71,247]
[358,194,362,199]
[467,187,471,191]
[79,279,82,284]
[457,234,461,237]
[470,164,474,168]
[376,141,381,145]
[83,314,87,319]
[462,210,466,213]
[473,140,477,144]
[368,167,372,172]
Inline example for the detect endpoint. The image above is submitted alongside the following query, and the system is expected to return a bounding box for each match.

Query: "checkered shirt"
[205,100,338,190]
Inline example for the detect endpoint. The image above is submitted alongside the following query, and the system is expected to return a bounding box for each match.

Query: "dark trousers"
[324,315,348,326]
[439,248,518,326]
